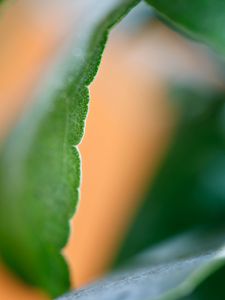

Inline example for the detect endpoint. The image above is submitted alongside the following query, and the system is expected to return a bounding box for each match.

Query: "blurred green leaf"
[57,229,225,300]
[181,267,225,300]
[0,0,139,297]
[115,87,225,266]
[145,0,225,55]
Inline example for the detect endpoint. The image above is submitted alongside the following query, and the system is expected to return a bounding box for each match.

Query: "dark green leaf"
[181,266,225,300]
[145,0,225,55]
[57,229,225,300]
[115,87,225,266]
[0,0,139,297]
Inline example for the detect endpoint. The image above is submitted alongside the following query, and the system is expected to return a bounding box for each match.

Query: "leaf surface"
[57,229,225,300]
[0,0,139,296]
[145,0,225,55]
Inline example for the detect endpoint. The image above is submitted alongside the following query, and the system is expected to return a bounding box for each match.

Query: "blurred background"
[0,1,224,299]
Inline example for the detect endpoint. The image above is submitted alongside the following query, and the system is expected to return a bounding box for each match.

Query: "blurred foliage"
[146,0,225,55]
[182,267,225,300]
[115,86,225,266]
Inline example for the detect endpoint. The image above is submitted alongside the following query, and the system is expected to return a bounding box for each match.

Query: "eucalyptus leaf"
[145,0,225,55]
[57,229,225,300]
[0,0,139,297]
[115,87,225,266]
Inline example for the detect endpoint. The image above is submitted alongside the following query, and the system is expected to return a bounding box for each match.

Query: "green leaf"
[180,267,225,300]
[145,0,225,55]
[57,229,225,300]
[115,87,225,266]
[0,0,139,297]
